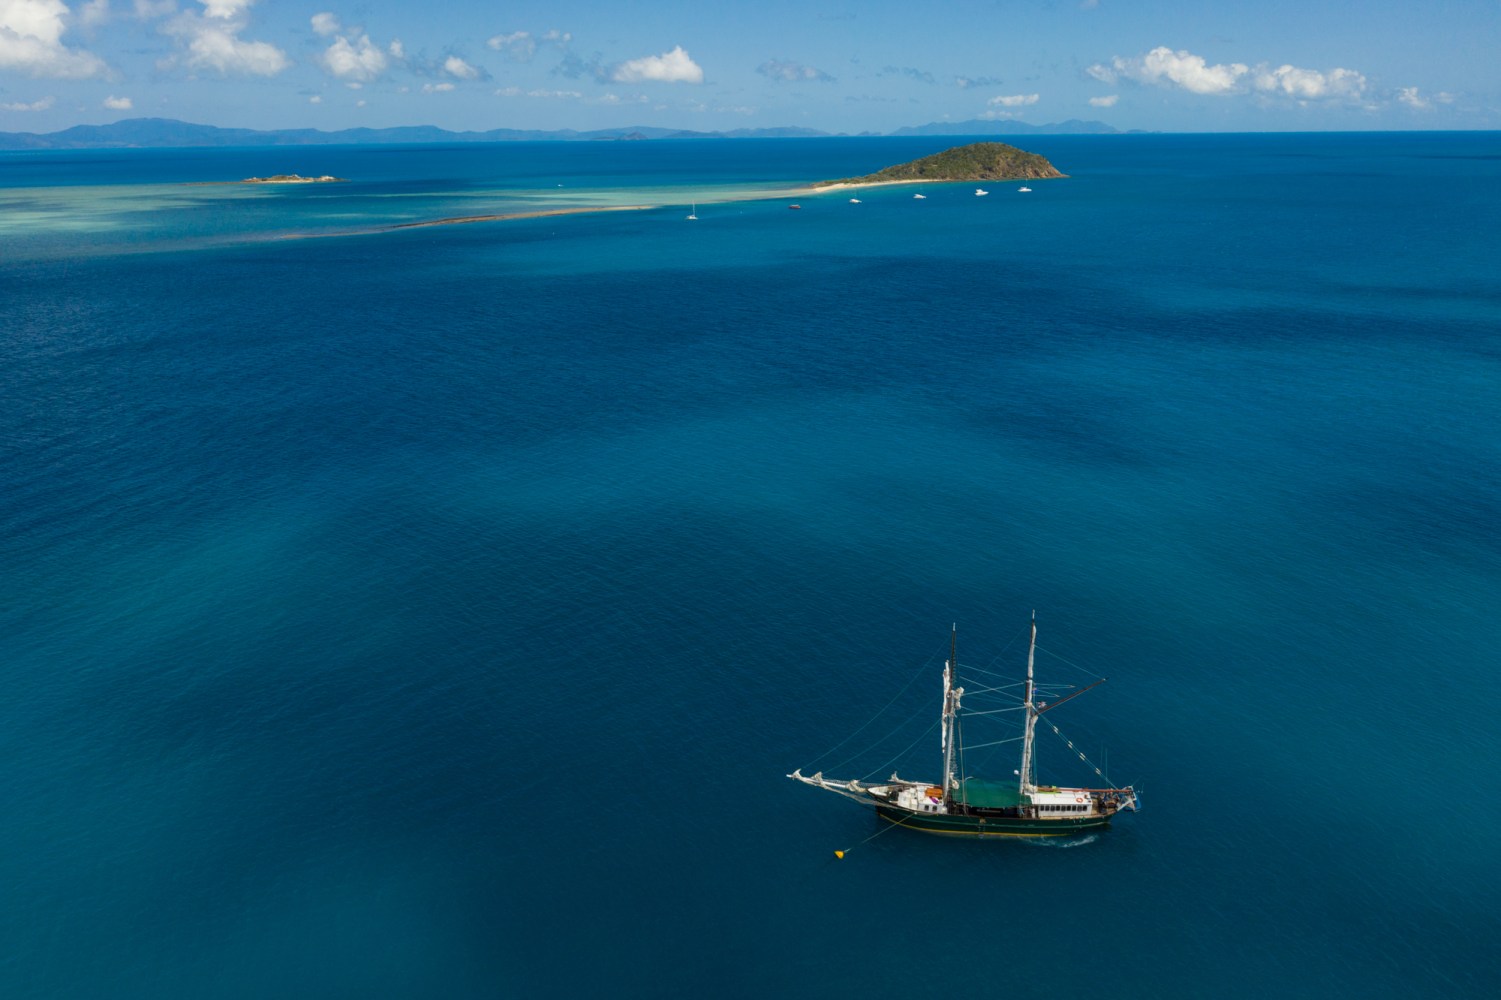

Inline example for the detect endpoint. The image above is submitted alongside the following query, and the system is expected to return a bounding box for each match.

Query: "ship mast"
[941,624,962,800]
[1018,612,1038,797]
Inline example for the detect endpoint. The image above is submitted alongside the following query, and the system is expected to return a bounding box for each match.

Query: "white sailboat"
[686,203,698,220]
[790,614,1139,839]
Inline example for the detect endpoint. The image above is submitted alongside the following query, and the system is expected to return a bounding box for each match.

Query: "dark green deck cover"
[958,778,1025,809]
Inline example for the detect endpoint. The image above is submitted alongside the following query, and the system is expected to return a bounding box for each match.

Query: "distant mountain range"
[0,116,1118,150]
[887,118,1120,137]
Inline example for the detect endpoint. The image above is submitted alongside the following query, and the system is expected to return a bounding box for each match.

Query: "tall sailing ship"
[789,615,1138,837]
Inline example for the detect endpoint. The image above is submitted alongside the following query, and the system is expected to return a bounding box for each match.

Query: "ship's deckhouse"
[1030,790,1096,814]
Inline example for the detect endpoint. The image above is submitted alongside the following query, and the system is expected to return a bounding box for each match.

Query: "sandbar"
[382,204,650,231]
[276,180,953,241]
[277,203,651,240]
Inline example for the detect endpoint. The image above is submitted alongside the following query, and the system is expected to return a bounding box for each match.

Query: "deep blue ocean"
[3,132,1499,998]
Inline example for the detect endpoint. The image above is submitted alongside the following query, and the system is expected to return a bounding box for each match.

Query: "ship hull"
[875,804,1114,837]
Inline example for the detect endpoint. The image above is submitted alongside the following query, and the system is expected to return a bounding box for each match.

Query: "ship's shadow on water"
[864,829,1106,853]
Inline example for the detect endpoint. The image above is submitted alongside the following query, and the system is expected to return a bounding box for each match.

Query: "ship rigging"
[789,614,1139,838]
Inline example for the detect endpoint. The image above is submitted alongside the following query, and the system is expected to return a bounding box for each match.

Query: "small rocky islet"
[816,142,1065,186]
[240,173,347,184]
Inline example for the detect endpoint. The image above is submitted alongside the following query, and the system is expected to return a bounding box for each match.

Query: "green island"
[814,142,1065,187]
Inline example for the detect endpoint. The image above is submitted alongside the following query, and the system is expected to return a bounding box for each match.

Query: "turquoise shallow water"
[3,133,1500,997]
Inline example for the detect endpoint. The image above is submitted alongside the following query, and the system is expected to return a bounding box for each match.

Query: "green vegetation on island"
[815,142,1065,186]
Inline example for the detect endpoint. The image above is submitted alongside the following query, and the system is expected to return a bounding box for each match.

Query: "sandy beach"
[800,178,938,194]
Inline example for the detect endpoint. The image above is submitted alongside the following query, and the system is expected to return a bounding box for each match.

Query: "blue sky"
[1,0,1496,133]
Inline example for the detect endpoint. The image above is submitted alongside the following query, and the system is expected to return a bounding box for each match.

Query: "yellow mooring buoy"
[834,850,845,859]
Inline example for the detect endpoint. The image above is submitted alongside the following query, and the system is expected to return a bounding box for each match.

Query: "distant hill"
[889,118,1118,137]
[815,142,1066,187]
[0,116,1115,151]
[0,117,833,150]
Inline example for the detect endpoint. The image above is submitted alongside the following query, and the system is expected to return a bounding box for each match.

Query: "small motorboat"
[849,198,861,204]
[913,193,927,199]
[788,204,802,210]
[975,188,989,197]
[1018,186,1032,193]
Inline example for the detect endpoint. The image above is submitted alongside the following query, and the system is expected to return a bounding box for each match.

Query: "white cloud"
[1088,94,1118,108]
[321,33,386,81]
[612,45,702,84]
[1091,45,1370,105]
[880,65,936,85]
[161,2,290,76]
[0,0,110,78]
[134,0,173,17]
[988,93,1039,107]
[758,59,834,83]
[310,12,338,37]
[387,38,403,59]
[488,30,533,60]
[308,94,321,103]
[1396,86,1452,110]
[422,81,454,93]
[1112,47,1248,94]
[443,54,479,79]
[169,21,289,75]
[1252,64,1365,101]
[103,93,132,108]
[488,28,570,61]
[1085,62,1116,85]
[78,0,108,27]
[496,86,581,99]
[199,0,251,18]
[1,94,54,110]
